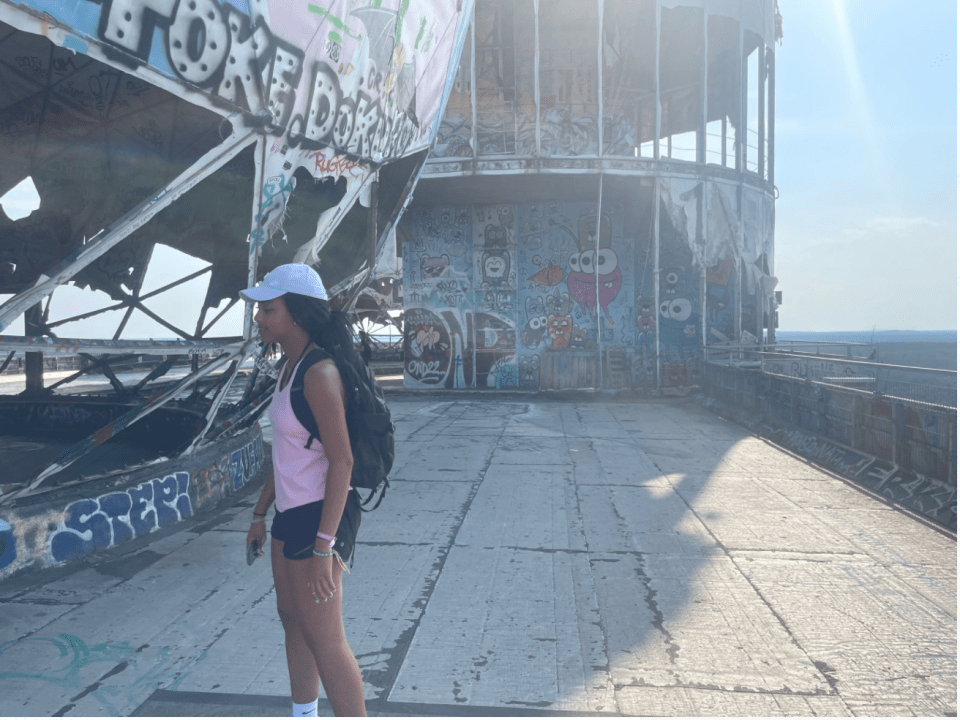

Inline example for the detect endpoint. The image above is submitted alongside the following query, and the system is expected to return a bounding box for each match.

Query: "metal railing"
[702,343,957,485]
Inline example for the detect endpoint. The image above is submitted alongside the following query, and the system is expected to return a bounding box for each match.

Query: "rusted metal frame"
[111,284,195,341]
[737,23,744,172]
[699,8,708,165]
[183,339,258,455]
[699,180,708,356]
[48,300,126,330]
[533,0,540,157]
[0,336,242,355]
[597,0,604,158]
[757,37,765,179]
[767,47,775,187]
[114,304,137,341]
[653,176,661,390]
[77,352,128,394]
[0,3,236,126]
[654,2,661,161]
[594,0,604,388]
[0,129,255,333]
[129,356,182,395]
[471,7,478,157]
[140,265,214,303]
[241,136,268,405]
[200,298,239,337]
[1,350,240,504]
[47,264,211,331]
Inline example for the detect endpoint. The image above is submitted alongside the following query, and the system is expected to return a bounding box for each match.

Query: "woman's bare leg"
[272,539,320,704]
[287,557,366,716]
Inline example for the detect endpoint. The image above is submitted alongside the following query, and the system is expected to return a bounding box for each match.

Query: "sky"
[773,0,957,331]
[0,0,957,337]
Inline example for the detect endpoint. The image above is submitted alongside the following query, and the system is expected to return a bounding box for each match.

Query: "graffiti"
[0,518,13,570]
[767,427,872,475]
[763,357,877,383]
[0,436,263,578]
[528,260,563,287]
[79,0,437,161]
[421,254,450,279]
[547,314,572,348]
[50,473,192,562]
[539,108,599,156]
[404,308,451,385]
[637,296,655,335]
[0,633,183,716]
[565,214,622,323]
[518,354,541,389]
[312,152,365,178]
[488,355,518,389]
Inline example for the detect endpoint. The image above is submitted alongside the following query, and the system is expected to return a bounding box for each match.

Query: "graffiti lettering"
[50,473,191,562]
[312,152,364,178]
[98,0,302,132]
[407,359,442,382]
[37,438,263,568]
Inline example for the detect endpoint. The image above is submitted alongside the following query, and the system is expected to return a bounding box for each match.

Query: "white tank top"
[268,355,329,512]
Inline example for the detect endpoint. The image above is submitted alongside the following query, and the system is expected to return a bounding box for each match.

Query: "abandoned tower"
[401,0,780,390]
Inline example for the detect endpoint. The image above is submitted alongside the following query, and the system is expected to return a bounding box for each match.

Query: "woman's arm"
[304,359,354,548]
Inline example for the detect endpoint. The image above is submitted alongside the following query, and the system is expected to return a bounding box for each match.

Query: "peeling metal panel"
[0,0,472,494]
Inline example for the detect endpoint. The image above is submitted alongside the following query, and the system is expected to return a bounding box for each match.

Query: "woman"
[241,263,366,717]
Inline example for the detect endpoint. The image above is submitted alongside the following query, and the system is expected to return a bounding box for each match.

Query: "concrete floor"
[0,397,955,717]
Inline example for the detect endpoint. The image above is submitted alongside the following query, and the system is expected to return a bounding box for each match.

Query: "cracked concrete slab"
[0,397,955,717]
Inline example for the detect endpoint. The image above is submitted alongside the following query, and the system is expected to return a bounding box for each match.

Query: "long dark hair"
[282,293,361,368]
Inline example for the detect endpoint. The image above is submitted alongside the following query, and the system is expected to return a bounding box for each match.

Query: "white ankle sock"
[292,698,318,717]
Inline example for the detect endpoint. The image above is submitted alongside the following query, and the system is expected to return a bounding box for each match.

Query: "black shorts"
[271,491,361,563]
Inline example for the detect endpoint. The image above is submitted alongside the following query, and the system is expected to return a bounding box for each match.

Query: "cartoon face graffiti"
[660,266,684,296]
[637,296,655,333]
[547,314,572,348]
[421,254,449,279]
[566,248,622,323]
[659,297,693,323]
[570,325,590,349]
[545,291,572,317]
[519,354,541,388]
[525,296,545,318]
[481,250,510,286]
[484,223,508,248]
[521,315,548,348]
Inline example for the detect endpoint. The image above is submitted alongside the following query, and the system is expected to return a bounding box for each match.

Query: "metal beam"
[0,336,243,355]
[534,0,541,157]
[2,343,252,505]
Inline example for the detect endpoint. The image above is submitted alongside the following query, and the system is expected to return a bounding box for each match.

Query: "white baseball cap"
[239,263,329,302]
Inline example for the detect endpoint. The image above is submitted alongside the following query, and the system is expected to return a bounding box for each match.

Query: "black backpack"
[287,346,394,511]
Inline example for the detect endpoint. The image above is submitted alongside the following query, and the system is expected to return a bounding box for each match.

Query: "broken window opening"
[744,31,762,175]
[706,15,740,169]
[0,176,41,221]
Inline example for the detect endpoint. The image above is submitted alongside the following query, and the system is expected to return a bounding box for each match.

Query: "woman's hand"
[309,553,337,602]
[246,521,266,557]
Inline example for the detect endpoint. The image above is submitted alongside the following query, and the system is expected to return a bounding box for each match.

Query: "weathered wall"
[699,363,957,530]
[0,426,264,581]
[403,199,671,390]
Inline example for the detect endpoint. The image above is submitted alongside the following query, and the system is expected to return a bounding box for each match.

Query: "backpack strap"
[289,347,333,449]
